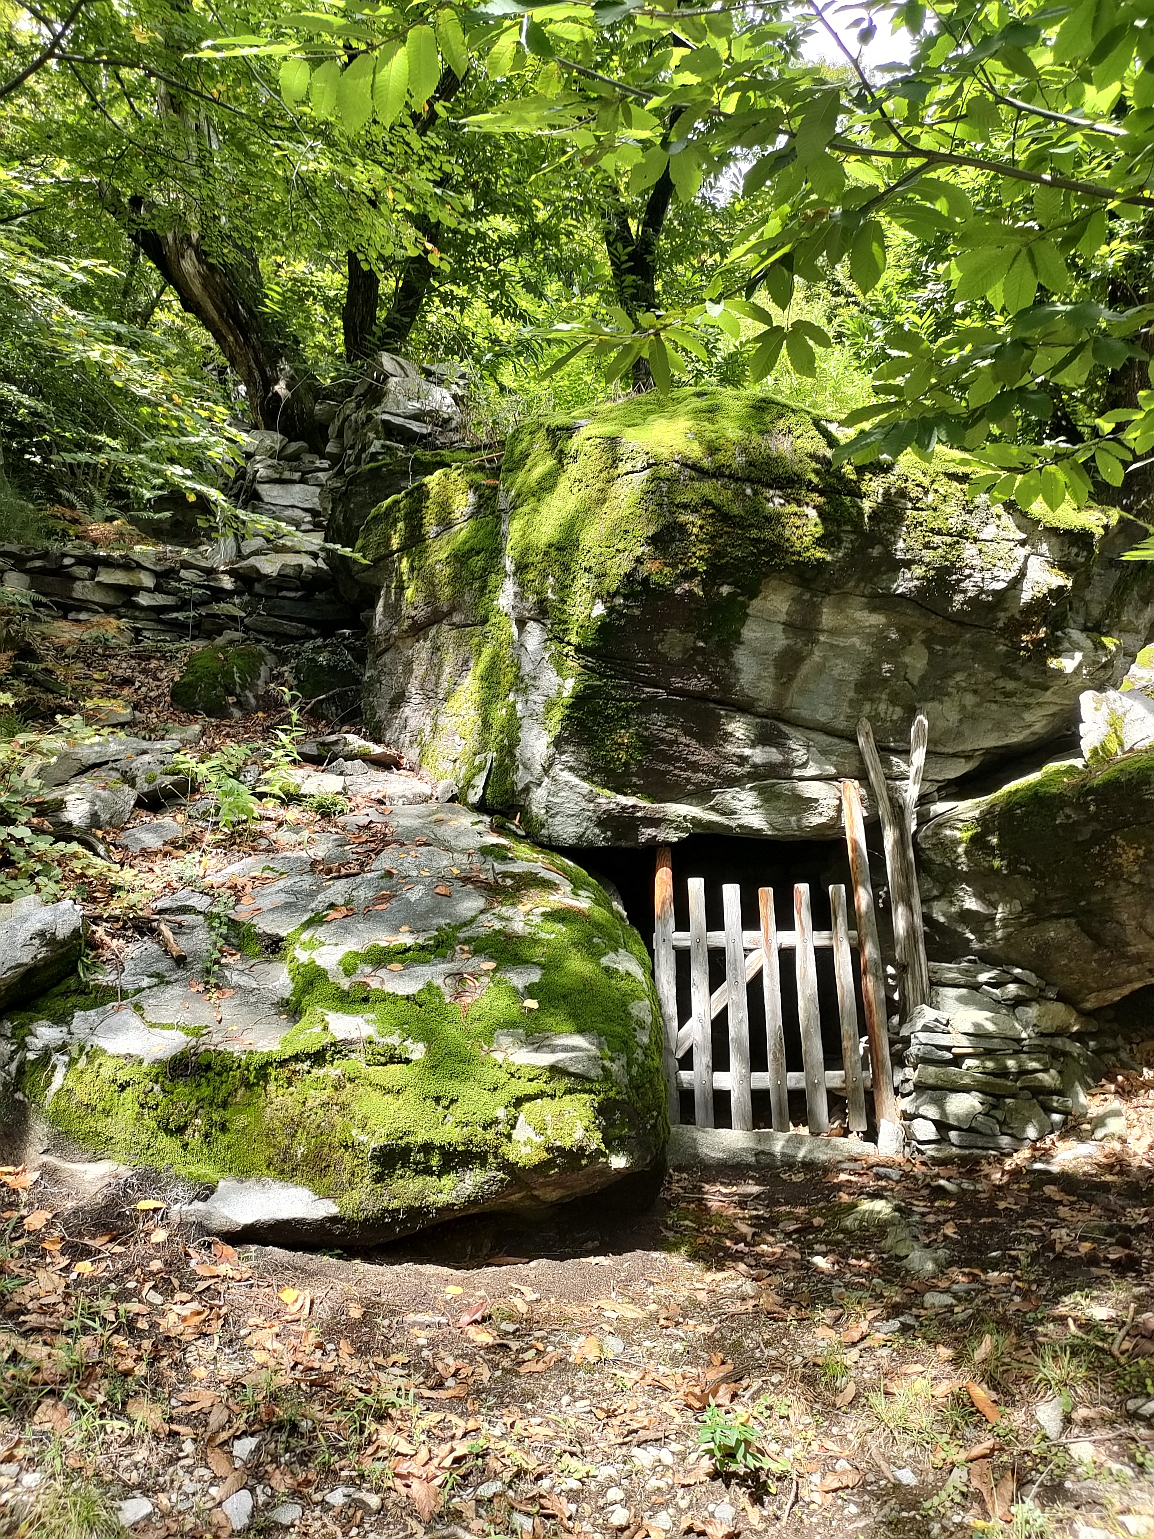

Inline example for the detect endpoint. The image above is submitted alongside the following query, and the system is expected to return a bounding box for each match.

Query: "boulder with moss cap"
[356,386,1154,846]
[13,803,666,1244]
[918,749,1154,1010]
[170,642,272,719]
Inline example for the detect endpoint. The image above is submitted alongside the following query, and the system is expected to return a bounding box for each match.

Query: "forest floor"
[2,637,1154,1539]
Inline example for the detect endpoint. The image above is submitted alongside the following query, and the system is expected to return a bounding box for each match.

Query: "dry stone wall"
[894,958,1126,1156]
[0,535,358,645]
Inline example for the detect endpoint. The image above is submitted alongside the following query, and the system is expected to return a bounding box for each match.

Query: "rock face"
[356,388,1154,846]
[0,896,83,1012]
[918,749,1154,1010]
[15,805,666,1243]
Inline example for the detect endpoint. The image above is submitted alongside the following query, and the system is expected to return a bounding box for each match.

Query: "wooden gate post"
[841,779,900,1132]
[653,847,680,1123]
[857,714,931,1018]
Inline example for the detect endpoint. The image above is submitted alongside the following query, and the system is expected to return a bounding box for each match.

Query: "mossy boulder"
[359,387,1154,845]
[170,643,271,719]
[13,804,666,1244]
[918,748,1154,1010]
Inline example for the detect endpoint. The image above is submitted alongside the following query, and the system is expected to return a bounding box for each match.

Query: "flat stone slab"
[668,1126,877,1169]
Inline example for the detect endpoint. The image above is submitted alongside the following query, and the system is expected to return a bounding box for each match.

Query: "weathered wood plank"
[759,887,789,1132]
[723,883,753,1131]
[830,883,868,1134]
[671,929,855,950]
[841,777,899,1128]
[674,947,763,1059]
[793,883,829,1134]
[676,1069,872,1092]
[653,847,680,1124]
[857,714,930,1018]
[688,877,714,1129]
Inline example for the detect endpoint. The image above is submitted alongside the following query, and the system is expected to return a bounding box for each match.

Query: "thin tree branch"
[0,0,87,101]
[987,89,1127,138]
[831,138,1154,209]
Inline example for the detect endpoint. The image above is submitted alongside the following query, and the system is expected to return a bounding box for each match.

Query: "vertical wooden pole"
[830,882,869,1134]
[759,887,789,1132]
[841,778,899,1129]
[653,846,680,1124]
[856,714,931,1018]
[688,877,714,1129]
[793,883,829,1135]
[722,884,753,1131]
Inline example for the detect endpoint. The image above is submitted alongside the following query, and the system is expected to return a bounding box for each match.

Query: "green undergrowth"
[24,844,666,1229]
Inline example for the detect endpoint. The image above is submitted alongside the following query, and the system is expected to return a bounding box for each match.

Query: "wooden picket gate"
[653,778,900,1136]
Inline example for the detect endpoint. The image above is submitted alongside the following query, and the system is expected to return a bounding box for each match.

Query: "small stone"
[892,1468,917,1486]
[604,1334,625,1356]
[608,1506,631,1529]
[1126,1397,1154,1418]
[605,1487,625,1504]
[714,1503,736,1527]
[119,817,185,852]
[232,1435,261,1463]
[909,1117,940,1143]
[476,1481,506,1499]
[921,1291,956,1310]
[1091,1102,1126,1139]
[267,1503,303,1526]
[220,1488,253,1531]
[117,1498,155,1527]
[648,1514,673,1532]
[1034,1397,1066,1440]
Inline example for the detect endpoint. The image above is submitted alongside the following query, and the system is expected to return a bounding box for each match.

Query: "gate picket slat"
[830,883,868,1134]
[688,878,714,1128]
[841,778,899,1129]
[759,887,789,1132]
[793,883,829,1134]
[653,848,680,1124]
[723,884,753,1131]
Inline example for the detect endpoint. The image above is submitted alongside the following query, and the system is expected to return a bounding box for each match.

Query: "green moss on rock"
[170,643,270,719]
[26,842,666,1235]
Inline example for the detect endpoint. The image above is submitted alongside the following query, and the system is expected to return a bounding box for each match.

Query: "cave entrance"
[563,789,898,1139]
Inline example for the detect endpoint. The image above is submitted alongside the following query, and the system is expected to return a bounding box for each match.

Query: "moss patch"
[26,844,666,1233]
[170,644,269,719]
[956,748,1154,888]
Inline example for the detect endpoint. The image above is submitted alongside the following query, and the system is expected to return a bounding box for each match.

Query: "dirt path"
[3,1121,1154,1539]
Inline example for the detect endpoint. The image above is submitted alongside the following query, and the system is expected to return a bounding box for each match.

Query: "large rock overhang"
[354,386,1154,847]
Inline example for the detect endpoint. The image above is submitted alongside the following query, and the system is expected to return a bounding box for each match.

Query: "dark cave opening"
[560,835,874,1133]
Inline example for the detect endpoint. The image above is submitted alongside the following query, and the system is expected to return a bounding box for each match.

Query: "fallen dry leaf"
[972,1333,994,1365]
[969,1459,1012,1522]
[835,1380,857,1408]
[458,1300,490,1327]
[433,884,451,896]
[966,1382,1001,1424]
[573,1335,603,1364]
[818,1468,862,1493]
[125,1396,168,1436]
[207,1445,234,1479]
[21,1210,52,1232]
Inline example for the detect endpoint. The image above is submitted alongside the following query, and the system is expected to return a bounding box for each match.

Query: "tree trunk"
[122,209,319,445]
[343,252,381,363]
[602,155,677,390]
[377,238,438,354]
